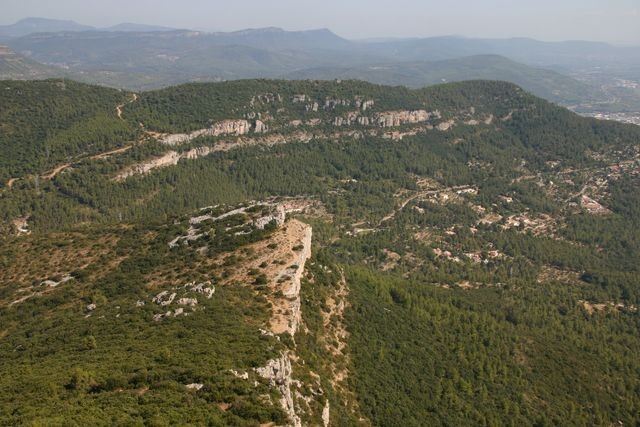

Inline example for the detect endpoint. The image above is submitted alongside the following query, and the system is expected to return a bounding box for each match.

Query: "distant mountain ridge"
[0,17,180,38]
[0,45,62,79]
[285,55,606,105]
[0,17,94,38]
[1,17,639,112]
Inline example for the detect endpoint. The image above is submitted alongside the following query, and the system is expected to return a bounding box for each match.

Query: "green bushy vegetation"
[0,220,287,426]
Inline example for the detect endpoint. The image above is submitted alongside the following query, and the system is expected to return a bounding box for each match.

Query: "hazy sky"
[2,0,640,43]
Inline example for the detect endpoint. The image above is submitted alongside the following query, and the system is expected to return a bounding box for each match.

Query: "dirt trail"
[378,185,473,227]
[5,145,133,188]
[42,163,72,180]
[90,145,132,160]
[116,93,138,120]
[564,184,589,203]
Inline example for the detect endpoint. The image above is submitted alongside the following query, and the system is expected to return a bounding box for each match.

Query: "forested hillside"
[0,79,134,181]
[1,78,639,425]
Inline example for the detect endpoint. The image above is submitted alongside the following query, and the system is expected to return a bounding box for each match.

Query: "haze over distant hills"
[1,17,639,115]
[285,55,606,106]
[0,17,179,38]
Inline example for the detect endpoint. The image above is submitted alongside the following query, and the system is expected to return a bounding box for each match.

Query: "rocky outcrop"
[436,119,455,131]
[118,107,454,181]
[581,195,611,214]
[255,220,313,427]
[153,291,177,306]
[324,98,351,109]
[114,146,217,180]
[374,110,437,127]
[355,98,375,112]
[160,119,257,145]
[187,281,215,299]
[305,102,319,112]
[115,151,182,180]
[331,109,441,129]
[251,93,282,105]
[116,132,315,181]
[13,217,30,235]
[256,352,302,427]
[253,120,268,133]
[212,119,252,136]
[283,224,312,335]
[322,400,331,427]
[254,204,286,229]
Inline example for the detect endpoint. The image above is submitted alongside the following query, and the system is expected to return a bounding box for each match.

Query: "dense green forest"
[1,78,639,425]
[0,80,135,182]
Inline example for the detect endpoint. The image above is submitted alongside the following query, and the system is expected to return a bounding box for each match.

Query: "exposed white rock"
[358,99,375,112]
[116,151,182,180]
[252,93,281,105]
[168,225,204,248]
[153,311,172,322]
[324,98,350,109]
[256,352,301,427]
[357,116,370,126]
[322,400,331,427]
[86,303,96,311]
[160,120,252,145]
[256,221,314,427]
[230,369,250,380]
[177,297,198,306]
[174,307,184,316]
[437,120,456,131]
[40,275,73,288]
[136,300,145,307]
[190,206,247,225]
[254,120,268,133]
[153,291,177,306]
[190,282,216,299]
[581,195,611,214]
[161,134,192,145]
[13,217,30,235]
[292,94,307,103]
[273,224,312,336]
[254,204,286,229]
[374,110,432,127]
[186,383,204,391]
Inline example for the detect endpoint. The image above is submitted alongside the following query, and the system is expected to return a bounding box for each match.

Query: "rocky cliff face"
[374,109,439,127]
[160,119,256,145]
[114,147,215,180]
[256,353,302,427]
[332,109,440,128]
[255,221,316,427]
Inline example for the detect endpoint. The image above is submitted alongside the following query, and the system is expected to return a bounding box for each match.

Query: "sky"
[2,0,640,44]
